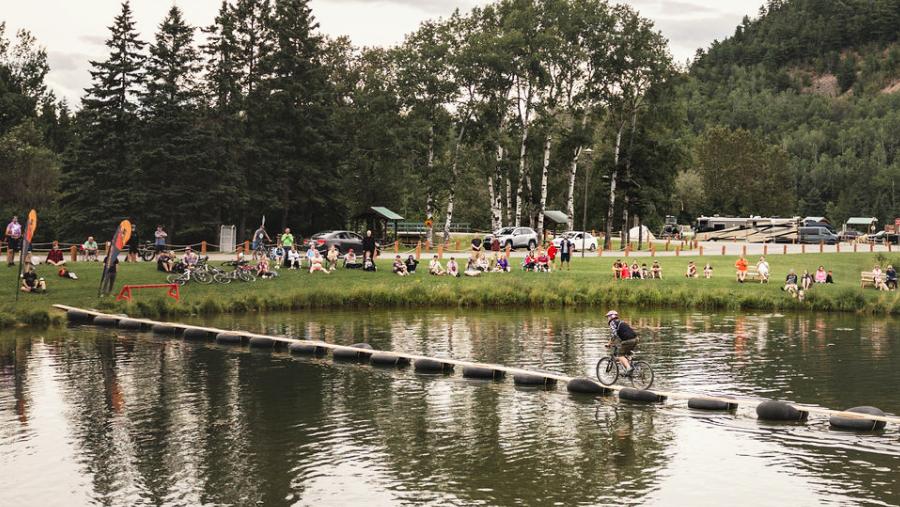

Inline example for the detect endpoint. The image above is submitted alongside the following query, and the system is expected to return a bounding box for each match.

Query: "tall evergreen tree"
[61,1,145,237]
[140,6,209,239]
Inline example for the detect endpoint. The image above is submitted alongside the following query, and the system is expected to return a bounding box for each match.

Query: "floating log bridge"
[54,305,900,430]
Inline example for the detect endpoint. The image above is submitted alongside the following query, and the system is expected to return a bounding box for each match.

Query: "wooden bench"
[737,268,762,281]
[860,271,878,289]
[116,284,181,302]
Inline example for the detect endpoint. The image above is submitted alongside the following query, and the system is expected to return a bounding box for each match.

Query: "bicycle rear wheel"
[595,357,619,386]
[166,273,187,286]
[629,360,655,390]
[239,270,256,282]
[193,270,213,284]
[213,272,231,284]
[141,248,157,262]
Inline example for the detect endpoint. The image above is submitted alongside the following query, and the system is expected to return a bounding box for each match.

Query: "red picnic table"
[116,284,180,302]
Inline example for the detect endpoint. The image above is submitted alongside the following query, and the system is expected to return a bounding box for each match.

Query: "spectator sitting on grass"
[613,259,623,279]
[801,270,813,291]
[651,260,662,279]
[814,265,827,283]
[256,256,271,278]
[826,270,834,283]
[157,250,175,272]
[405,255,419,274]
[756,256,770,283]
[495,254,510,272]
[45,241,66,267]
[20,264,46,293]
[83,236,99,261]
[362,251,376,272]
[783,269,799,297]
[886,265,897,290]
[523,251,536,271]
[273,245,285,267]
[326,245,339,272]
[685,261,698,278]
[344,249,361,269]
[630,261,642,279]
[464,258,481,276]
[475,252,489,272]
[429,255,445,275]
[703,263,713,278]
[641,263,650,279]
[183,247,199,268]
[536,249,550,272]
[735,256,748,283]
[620,261,631,279]
[392,255,409,276]
[310,250,330,274]
[447,257,460,277]
[288,246,302,269]
[872,265,888,291]
[306,244,317,267]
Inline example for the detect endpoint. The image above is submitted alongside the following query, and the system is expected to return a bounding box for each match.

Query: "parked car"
[838,230,863,242]
[483,227,539,251]
[799,226,839,245]
[304,231,369,254]
[871,231,899,243]
[552,231,598,251]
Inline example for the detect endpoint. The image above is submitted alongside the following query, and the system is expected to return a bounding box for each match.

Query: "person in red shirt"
[547,243,558,269]
[46,241,66,267]
[620,262,631,279]
[735,256,749,283]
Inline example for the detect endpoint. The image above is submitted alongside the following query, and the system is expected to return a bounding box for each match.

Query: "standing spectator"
[362,230,377,261]
[83,236,99,261]
[280,228,295,249]
[756,256,770,283]
[252,225,271,261]
[126,224,139,263]
[490,235,501,253]
[735,256,748,283]
[471,236,483,253]
[45,241,66,266]
[154,226,168,252]
[558,235,573,271]
[5,216,22,266]
[546,242,558,270]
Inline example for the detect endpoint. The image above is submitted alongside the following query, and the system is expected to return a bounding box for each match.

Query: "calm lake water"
[1,309,899,506]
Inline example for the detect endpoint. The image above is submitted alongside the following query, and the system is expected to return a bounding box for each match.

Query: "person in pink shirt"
[814,265,827,283]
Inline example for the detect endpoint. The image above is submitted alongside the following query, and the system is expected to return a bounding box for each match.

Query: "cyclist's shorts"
[617,338,638,356]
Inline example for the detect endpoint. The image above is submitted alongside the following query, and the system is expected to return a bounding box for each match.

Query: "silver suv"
[483,227,539,251]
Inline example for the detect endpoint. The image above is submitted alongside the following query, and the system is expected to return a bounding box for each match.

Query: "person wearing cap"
[606,310,639,376]
[183,247,199,269]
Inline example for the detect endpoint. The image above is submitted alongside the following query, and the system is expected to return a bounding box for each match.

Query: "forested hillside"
[679,0,900,227]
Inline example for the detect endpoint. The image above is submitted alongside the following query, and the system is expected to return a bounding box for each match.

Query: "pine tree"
[61,1,145,237]
[140,6,209,239]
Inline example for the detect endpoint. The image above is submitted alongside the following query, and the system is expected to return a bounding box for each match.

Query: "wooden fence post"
[783,245,787,255]
[437,243,444,259]
[699,246,704,256]
[624,245,630,257]
[870,243,874,252]
[455,239,460,251]
[675,247,680,256]
[741,245,747,257]
[415,241,421,260]
[651,246,656,257]
[665,239,670,251]
[819,241,824,253]
[505,244,512,258]
[201,241,207,255]
[763,244,768,256]
[802,244,806,254]
[244,240,250,253]
[70,245,78,262]
[836,243,840,253]
[721,245,726,256]
[853,242,858,253]
[394,240,399,254]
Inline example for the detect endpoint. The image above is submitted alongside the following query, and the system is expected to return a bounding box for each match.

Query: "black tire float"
[513,373,557,387]
[93,315,119,327]
[462,366,505,380]
[248,336,276,348]
[116,318,142,330]
[370,352,411,367]
[688,397,738,411]
[333,343,374,361]
[413,358,454,373]
[66,309,94,323]
[829,406,887,432]
[566,377,612,395]
[151,323,177,335]
[756,400,808,422]
[183,328,210,341]
[619,387,666,403]
[215,333,244,345]
[289,342,327,356]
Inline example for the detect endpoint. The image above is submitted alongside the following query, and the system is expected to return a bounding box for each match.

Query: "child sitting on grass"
[495,255,510,272]
[685,261,698,278]
[429,255,445,276]
[703,263,713,279]
[523,252,536,271]
[392,255,409,276]
[447,257,460,277]
[651,260,662,279]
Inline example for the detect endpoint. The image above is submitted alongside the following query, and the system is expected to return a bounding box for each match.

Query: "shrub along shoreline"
[1,252,899,329]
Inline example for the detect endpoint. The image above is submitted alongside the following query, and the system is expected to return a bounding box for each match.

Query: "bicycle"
[595,345,655,390]
[166,265,212,286]
[138,241,159,262]
[218,260,257,283]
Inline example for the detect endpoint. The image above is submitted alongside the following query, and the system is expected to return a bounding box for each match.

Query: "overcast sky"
[1,0,758,106]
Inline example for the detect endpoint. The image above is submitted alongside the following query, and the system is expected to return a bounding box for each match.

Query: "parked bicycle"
[218,260,257,283]
[166,265,212,286]
[595,345,655,390]
[138,241,158,262]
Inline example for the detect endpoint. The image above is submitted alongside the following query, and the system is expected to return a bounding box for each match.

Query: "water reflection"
[0,309,898,505]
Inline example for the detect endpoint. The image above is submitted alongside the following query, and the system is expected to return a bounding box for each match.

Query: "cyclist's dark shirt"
[785,273,798,284]
[610,319,637,341]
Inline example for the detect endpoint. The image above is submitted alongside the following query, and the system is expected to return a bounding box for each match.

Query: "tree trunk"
[425,125,435,245]
[443,123,468,244]
[603,125,624,250]
[637,215,644,251]
[621,197,629,248]
[566,145,582,231]
[490,144,503,231]
[504,173,512,226]
[536,134,552,242]
[514,125,529,227]
[619,109,639,250]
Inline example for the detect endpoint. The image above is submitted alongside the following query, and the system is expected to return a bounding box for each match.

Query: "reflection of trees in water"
[0,336,32,426]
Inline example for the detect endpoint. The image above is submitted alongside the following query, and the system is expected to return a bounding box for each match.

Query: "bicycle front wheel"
[194,270,213,284]
[166,273,187,286]
[213,273,231,284]
[239,270,256,282]
[596,357,619,386]
[141,249,157,262]
[629,360,655,390]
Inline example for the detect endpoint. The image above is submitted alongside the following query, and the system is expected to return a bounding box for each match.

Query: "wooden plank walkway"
[52,304,900,427]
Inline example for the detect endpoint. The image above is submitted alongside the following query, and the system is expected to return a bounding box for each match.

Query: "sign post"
[15,209,38,301]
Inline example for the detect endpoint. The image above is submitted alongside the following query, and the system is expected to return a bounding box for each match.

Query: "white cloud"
[0,0,754,106]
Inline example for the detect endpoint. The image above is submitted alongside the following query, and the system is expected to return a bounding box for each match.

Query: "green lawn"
[2,251,899,327]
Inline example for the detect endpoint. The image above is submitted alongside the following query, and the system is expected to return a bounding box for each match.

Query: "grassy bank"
[2,252,899,327]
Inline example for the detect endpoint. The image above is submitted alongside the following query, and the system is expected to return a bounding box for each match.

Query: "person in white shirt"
[287,246,302,269]
[756,256,770,283]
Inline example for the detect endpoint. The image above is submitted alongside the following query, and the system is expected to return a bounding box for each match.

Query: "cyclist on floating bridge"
[606,310,639,376]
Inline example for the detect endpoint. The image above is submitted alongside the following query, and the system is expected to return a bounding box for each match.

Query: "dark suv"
[304,231,366,254]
